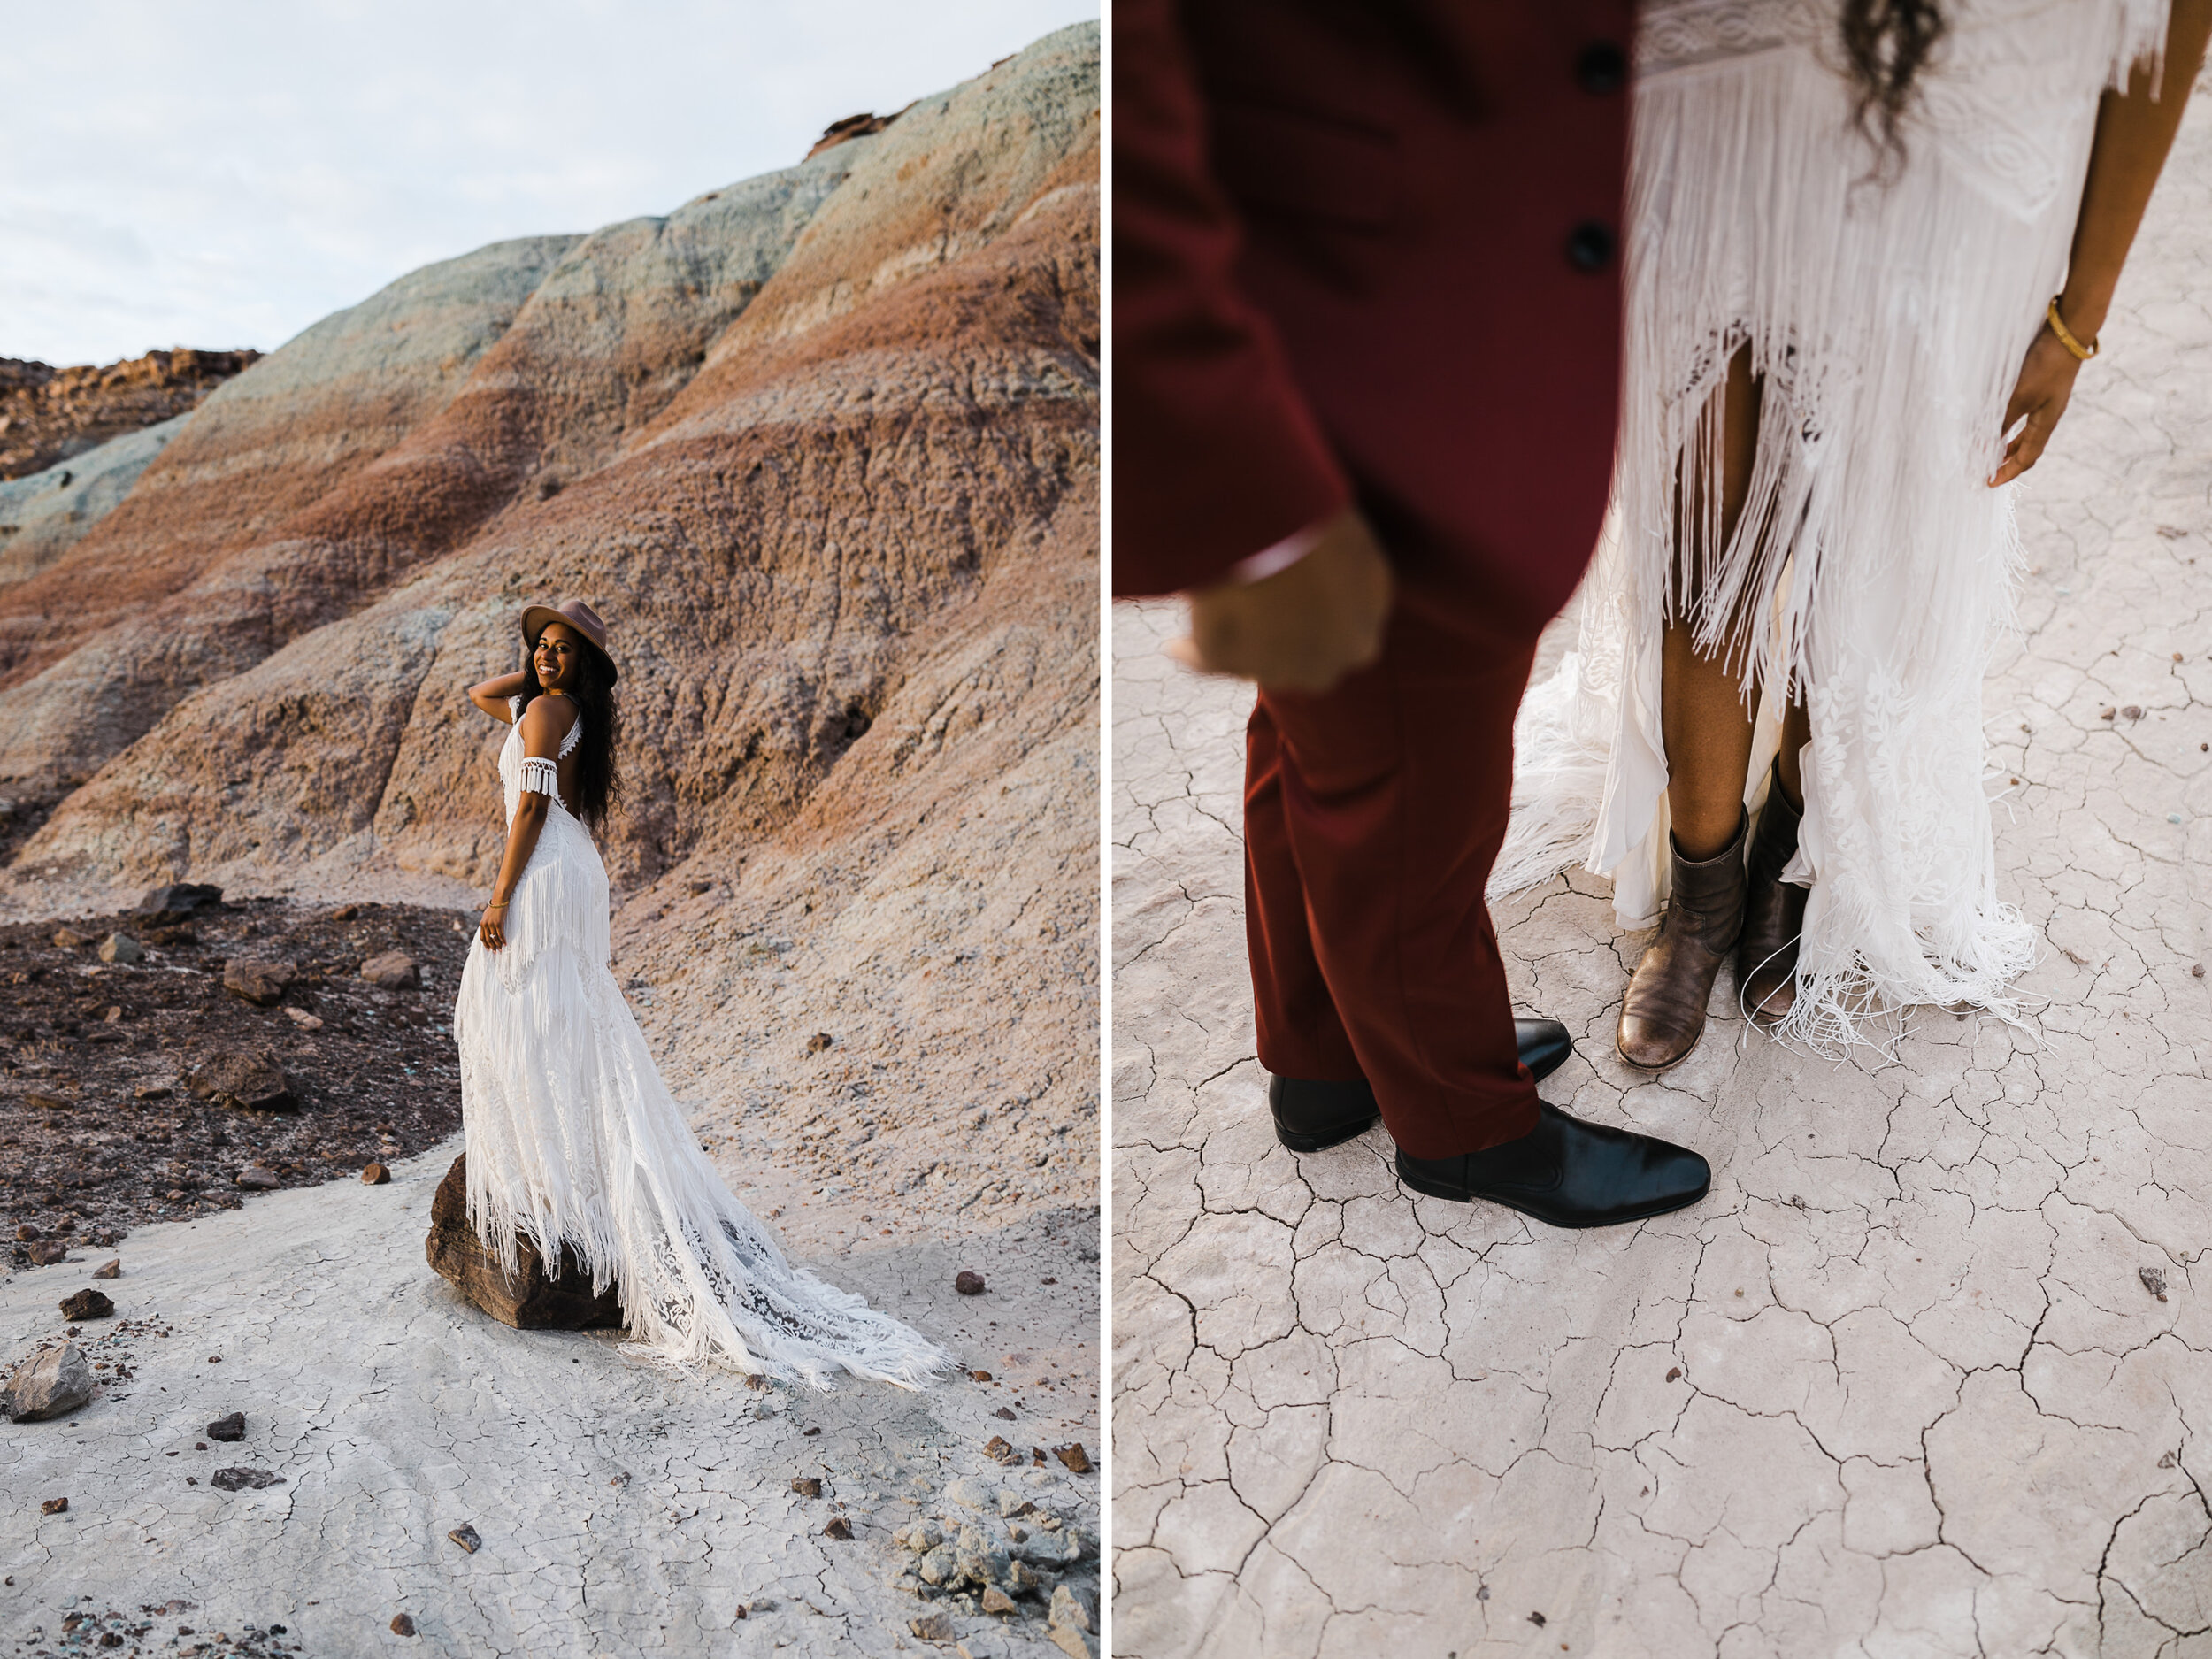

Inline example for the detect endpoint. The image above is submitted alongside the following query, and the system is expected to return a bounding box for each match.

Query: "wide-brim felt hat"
[521,598,618,683]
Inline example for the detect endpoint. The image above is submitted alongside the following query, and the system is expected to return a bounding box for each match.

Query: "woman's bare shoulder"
[518,692,580,746]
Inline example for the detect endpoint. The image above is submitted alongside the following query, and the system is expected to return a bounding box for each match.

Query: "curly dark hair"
[1841,0,1947,173]
[519,641,622,832]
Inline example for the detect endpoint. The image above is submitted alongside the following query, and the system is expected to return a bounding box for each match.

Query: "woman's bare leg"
[1618,344,1766,1069]
[1662,343,1763,857]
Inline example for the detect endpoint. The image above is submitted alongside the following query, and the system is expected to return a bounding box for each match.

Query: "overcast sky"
[2,0,1097,367]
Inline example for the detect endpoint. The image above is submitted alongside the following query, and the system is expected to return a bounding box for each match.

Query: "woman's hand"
[1991,326,2085,488]
[480,902,511,951]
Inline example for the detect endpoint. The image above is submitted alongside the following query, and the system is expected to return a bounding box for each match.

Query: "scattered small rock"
[955,1270,987,1295]
[970,1369,993,1382]
[1048,1626,1098,1659]
[2140,1267,2170,1302]
[944,1476,996,1512]
[134,1084,173,1101]
[284,1007,324,1030]
[51,928,91,949]
[137,883,223,926]
[2101,707,2116,721]
[448,1523,480,1554]
[791,1477,823,1498]
[221,957,293,1008]
[390,1612,417,1637]
[980,1584,1017,1615]
[1530,1611,1548,1627]
[39,1497,66,1515]
[985,1435,1020,1465]
[362,1162,390,1185]
[1054,1442,1093,1475]
[1049,1585,1094,1634]
[2159,1449,2178,1469]
[92,1260,119,1279]
[823,1517,853,1540]
[185,1048,294,1111]
[4,1340,96,1425]
[25,1240,67,1266]
[97,933,143,965]
[360,950,419,991]
[910,1612,956,1643]
[994,1405,1017,1420]
[209,1467,283,1491]
[1666,1367,1683,1383]
[234,1166,280,1191]
[206,1412,244,1441]
[805,1032,833,1054]
[2122,705,2144,720]
[58,1289,113,1321]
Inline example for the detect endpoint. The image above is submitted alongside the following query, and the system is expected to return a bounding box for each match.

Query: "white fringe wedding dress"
[452,698,948,1387]
[1494,0,2171,1048]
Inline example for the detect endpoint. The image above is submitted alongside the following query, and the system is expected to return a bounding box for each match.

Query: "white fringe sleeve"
[516,757,563,806]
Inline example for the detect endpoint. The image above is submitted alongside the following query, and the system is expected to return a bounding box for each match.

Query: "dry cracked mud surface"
[1110,93,2212,1659]
[0,1143,1099,1655]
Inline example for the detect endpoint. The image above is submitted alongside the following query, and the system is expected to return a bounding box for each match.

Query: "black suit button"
[1578,41,1628,94]
[1565,220,1616,272]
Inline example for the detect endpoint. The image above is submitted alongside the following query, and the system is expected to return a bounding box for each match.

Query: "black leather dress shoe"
[1394,1101,1710,1228]
[1269,1018,1578,1152]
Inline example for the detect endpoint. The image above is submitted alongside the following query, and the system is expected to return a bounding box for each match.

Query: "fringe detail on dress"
[1495,0,2169,1052]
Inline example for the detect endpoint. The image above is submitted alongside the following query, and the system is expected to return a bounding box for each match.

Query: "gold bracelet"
[486,901,510,910]
[2046,296,2098,362]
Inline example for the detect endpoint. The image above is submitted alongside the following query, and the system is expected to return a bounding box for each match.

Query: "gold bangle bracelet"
[486,901,511,910]
[2046,296,2098,362]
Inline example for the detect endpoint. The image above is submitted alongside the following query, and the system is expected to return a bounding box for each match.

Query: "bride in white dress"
[453,599,948,1388]
[1496,0,2210,1063]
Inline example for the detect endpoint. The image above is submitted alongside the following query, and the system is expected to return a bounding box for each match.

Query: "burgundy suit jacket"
[1114,0,1632,644]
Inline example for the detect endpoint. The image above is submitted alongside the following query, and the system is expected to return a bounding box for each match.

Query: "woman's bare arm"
[478,697,580,950]
[1993,0,2212,485]
[467,669,531,722]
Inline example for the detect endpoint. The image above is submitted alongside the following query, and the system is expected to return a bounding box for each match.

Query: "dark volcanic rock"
[136,883,223,925]
[359,951,419,991]
[426,1154,624,1331]
[221,957,293,1006]
[186,1048,294,1110]
[956,1270,987,1295]
[58,1288,112,1320]
[209,1466,283,1491]
[206,1411,245,1441]
[24,1240,66,1266]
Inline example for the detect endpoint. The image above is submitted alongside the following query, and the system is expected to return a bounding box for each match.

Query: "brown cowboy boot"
[1739,761,1809,1025]
[1617,811,1747,1071]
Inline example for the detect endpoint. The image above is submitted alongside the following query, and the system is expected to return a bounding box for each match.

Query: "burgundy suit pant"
[1245,605,1541,1160]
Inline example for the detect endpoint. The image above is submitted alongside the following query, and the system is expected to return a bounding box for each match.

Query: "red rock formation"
[0,349,260,481]
[11,26,1100,1226]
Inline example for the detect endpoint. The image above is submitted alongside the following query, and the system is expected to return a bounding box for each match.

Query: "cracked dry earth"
[1110,96,2212,1659]
[0,1125,1097,1659]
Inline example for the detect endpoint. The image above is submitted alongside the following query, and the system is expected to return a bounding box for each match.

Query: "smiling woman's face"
[534,621,587,693]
